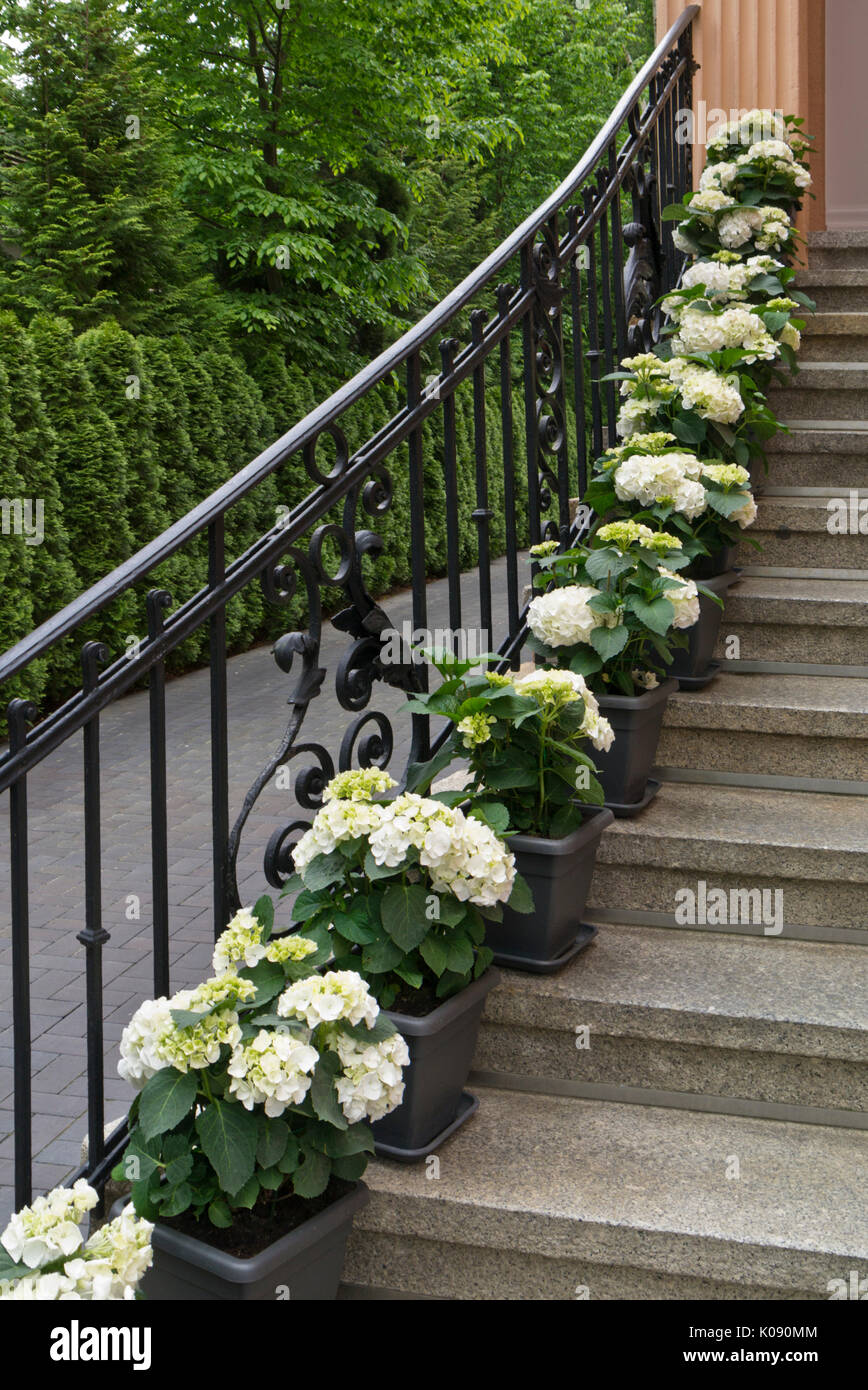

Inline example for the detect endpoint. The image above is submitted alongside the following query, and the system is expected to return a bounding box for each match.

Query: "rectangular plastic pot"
[496,805,614,965]
[371,968,500,1154]
[688,544,738,580]
[668,570,740,679]
[113,1182,368,1301]
[594,677,678,806]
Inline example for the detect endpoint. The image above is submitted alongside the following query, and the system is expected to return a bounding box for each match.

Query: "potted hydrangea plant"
[0,1180,153,1300]
[281,767,520,1158]
[610,351,778,470]
[702,108,813,213]
[526,524,700,811]
[663,189,798,262]
[402,649,615,972]
[582,429,758,579]
[113,899,408,1299]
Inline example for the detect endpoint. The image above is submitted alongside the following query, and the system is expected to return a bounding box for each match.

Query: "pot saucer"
[491,921,598,974]
[604,777,661,819]
[674,660,721,691]
[373,1091,479,1163]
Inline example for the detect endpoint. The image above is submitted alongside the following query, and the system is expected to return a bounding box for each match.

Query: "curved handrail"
[0,4,698,687]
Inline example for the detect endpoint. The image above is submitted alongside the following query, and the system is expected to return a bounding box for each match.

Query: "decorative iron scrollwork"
[623,162,664,353]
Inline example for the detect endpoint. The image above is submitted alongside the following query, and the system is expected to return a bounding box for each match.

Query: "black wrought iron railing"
[0,6,698,1208]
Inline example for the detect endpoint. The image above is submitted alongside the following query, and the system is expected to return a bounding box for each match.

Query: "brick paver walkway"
[0,558,516,1221]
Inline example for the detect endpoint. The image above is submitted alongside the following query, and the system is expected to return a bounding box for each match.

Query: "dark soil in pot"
[157,1177,355,1260]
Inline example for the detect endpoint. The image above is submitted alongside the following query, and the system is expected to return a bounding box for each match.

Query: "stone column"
[656,0,826,240]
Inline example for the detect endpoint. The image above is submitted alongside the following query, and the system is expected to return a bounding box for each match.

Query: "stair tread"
[810,230,868,249]
[771,420,868,436]
[796,268,868,285]
[488,924,868,1042]
[362,1089,868,1266]
[724,575,868,629]
[597,782,868,872]
[665,672,868,731]
[805,313,868,333]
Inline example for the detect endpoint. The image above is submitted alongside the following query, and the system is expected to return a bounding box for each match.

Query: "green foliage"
[115,924,392,1226]
[404,647,606,837]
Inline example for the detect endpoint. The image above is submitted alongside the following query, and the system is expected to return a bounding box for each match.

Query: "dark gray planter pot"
[667,570,740,685]
[111,1183,368,1301]
[493,805,614,972]
[372,967,500,1160]
[688,545,738,580]
[595,677,678,808]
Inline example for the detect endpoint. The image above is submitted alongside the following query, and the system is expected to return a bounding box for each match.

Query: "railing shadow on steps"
[0,6,699,1208]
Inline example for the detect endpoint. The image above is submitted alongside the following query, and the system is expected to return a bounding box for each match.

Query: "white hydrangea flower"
[699,160,740,193]
[457,712,497,748]
[118,989,242,1088]
[212,907,266,974]
[632,669,660,690]
[700,462,751,489]
[668,361,744,424]
[0,1271,81,1300]
[659,569,701,629]
[779,321,801,352]
[527,584,603,648]
[333,1031,409,1123]
[227,1029,319,1117]
[76,1206,154,1298]
[323,768,396,802]
[730,494,758,528]
[514,668,614,752]
[292,795,386,873]
[717,206,764,249]
[672,305,778,363]
[277,971,379,1030]
[1,1181,96,1271]
[613,452,708,521]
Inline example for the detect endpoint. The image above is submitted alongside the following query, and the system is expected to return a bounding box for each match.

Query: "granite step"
[793,268,868,312]
[800,313,868,362]
[473,923,868,1115]
[586,781,868,934]
[808,230,868,270]
[711,574,868,666]
[657,672,868,782]
[341,1088,868,1299]
[761,423,868,489]
[766,364,868,421]
[738,492,868,570]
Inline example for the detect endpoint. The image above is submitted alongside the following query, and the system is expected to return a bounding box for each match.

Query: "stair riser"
[808,247,868,270]
[800,286,868,311]
[766,388,868,420]
[342,1232,830,1301]
[474,1023,868,1113]
[588,865,867,934]
[760,454,868,488]
[656,726,868,781]
[713,619,868,665]
[738,527,868,569]
[800,334,868,362]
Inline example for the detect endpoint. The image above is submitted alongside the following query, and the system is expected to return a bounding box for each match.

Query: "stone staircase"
[340,230,868,1301]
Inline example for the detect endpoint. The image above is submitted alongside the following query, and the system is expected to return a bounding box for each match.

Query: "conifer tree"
[0,311,81,694]
[28,313,137,660]
[75,319,166,551]
[0,0,214,336]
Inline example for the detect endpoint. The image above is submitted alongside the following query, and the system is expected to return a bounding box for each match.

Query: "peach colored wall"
[825,0,868,226]
[656,0,826,237]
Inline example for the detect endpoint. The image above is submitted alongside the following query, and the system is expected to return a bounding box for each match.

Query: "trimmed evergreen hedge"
[2,317,532,717]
